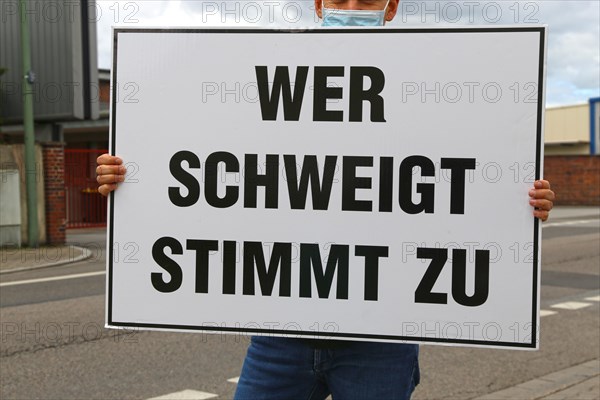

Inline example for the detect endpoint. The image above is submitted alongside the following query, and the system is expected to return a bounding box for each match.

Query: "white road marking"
[585,295,600,302]
[542,219,599,228]
[540,310,557,317]
[227,377,240,384]
[0,271,106,287]
[551,301,592,310]
[147,390,218,400]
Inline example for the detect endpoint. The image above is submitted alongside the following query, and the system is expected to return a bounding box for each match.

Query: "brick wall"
[100,79,110,103]
[42,142,66,244]
[544,155,600,206]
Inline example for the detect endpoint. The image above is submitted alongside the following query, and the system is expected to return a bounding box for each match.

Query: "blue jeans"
[234,336,420,400]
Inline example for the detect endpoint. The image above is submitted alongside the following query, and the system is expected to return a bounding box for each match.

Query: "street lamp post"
[19,0,39,248]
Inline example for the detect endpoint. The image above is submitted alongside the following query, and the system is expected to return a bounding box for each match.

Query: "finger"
[529,198,553,211]
[98,184,117,197]
[534,179,550,190]
[533,209,549,222]
[529,189,555,201]
[97,174,125,185]
[97,154,123,166]
[96,165,126,176]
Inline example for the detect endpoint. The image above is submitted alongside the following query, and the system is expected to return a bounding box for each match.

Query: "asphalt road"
[1,217,599,400]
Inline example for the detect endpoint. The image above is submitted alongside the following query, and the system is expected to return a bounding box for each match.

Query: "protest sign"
[107,27,546,349]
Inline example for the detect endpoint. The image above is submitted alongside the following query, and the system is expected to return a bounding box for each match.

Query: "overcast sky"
[95,0,599,106]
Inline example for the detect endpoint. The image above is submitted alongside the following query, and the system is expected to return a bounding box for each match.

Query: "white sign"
[107,27,546,349]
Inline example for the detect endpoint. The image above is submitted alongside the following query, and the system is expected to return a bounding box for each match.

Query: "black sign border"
[108,27,545,349]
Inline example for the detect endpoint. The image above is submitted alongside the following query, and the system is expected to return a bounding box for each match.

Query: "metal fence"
[64,149,107,228]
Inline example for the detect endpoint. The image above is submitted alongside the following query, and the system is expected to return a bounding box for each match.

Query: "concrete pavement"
[546,206,600,220]
[0,227,105,274]
[473,360,599,400]
[0,244,91,274]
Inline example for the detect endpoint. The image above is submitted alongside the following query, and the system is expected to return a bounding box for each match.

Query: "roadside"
[0,227,106,274]
[547,206,600,221]
[472,359,599,400]
[0,244,91,274]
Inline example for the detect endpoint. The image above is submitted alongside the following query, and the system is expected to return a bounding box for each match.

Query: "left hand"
[529,180,555,222]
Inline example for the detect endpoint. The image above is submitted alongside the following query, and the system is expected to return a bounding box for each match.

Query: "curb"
[547,215,600,222]
[472,359,600,400]
[0,246,94,275]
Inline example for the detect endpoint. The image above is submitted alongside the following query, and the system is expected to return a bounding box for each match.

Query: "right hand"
[96,153,126,196]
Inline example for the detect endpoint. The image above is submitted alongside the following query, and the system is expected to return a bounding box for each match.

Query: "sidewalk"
[0,244,92,274]
[548,206,600,221]
[473,359,599,400]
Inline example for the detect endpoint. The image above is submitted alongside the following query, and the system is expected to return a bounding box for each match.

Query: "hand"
[96,154,127,196]
[529,180,554,222]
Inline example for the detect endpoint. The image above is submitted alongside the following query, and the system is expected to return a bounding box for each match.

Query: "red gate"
[64,149,108,228]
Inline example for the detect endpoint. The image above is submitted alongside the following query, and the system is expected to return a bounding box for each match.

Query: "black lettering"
[222,240,237,295]
[313,66,344,121]
[151,237,183,293]
[355,245,389,301]
[379,157,393,212]
[256,66,309,121]
[168,151,201,207]
[284,155,337,210]
[342,156,373,212]
[451,249,490,307]
[244,154,279,209]
[399,156,435,214]
[243,242,292,296]
[205,152,240,208]
[415,247,448,304]
[300,244,349,299]
[186,240,218,294]
[349,66,386,122]
[441,158,476,214]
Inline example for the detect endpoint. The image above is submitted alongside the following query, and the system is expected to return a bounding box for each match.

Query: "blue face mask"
[322,0,390,27]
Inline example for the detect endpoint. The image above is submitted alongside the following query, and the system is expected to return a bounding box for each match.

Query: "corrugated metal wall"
[0,0,98,122]
[545,104,589,143]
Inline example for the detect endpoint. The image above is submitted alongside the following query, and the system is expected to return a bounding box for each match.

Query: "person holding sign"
[97,1,555,399]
